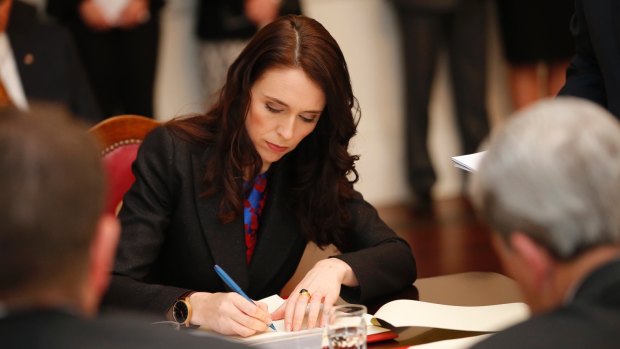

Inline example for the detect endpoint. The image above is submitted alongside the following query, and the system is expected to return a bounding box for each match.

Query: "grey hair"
[470,97,620,259]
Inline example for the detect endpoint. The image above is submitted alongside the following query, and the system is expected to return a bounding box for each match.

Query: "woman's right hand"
[187,292,273,337]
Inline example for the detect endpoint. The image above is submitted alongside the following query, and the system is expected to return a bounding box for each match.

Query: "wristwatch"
[172,293,194,327]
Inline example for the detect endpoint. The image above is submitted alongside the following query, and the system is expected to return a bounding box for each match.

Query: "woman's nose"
[277,115,295,140]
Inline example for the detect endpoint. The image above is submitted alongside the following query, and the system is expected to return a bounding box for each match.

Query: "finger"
[284,294,298,331]
[271,302,286,320]
[233,312,268,333]
[256,301,269,312]
[233,295,271,324]
[292,291,311,331]
[306,294,323,329]
[321,294,338,328]
[256,301,273,324]
[228,318,257,338]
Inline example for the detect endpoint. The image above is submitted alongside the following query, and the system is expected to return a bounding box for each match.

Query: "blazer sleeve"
[103,127,190,315]
[334,193,417,302]
[558,0,607,107]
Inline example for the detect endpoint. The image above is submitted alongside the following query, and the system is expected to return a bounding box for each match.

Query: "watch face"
[173,300,189,325]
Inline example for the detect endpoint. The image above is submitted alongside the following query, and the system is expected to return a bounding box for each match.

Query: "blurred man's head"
[0,106,119,315]
[471,98,620,313]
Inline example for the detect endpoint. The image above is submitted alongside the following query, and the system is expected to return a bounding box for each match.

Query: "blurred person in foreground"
[0,105,246,349]
[103,15,416,337]
[469,97,620,349]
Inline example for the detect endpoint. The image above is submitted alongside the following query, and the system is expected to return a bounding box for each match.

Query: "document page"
[451,151,486,172]
[373,300,529,332]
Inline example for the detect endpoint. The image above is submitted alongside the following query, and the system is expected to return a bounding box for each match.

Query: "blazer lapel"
[247,160,304,295]
[191,150,249,291]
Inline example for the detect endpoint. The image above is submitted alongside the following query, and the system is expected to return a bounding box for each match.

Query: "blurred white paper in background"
[451,151,486,172]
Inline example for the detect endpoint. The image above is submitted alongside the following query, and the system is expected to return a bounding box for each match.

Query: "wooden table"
[367,272,523,348]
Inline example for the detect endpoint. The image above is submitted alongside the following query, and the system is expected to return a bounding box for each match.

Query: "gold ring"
[299,288,312,299]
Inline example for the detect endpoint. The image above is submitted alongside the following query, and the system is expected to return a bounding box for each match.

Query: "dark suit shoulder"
[472,305,620,349]
[0,309,247,349]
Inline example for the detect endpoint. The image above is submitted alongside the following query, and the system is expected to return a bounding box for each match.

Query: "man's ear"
[87,214,120,313]
[509,232,554,291]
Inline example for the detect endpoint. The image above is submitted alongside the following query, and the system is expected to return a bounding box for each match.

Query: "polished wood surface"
[376,196,503,278]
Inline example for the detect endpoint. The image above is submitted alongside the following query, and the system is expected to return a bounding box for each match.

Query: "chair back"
[89,115,160,214]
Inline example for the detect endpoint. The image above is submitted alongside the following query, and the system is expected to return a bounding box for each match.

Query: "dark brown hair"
[0,106,105,296]
[167,15,360,249]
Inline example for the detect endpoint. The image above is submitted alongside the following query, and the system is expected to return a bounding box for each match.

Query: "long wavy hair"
[167,15,360,250]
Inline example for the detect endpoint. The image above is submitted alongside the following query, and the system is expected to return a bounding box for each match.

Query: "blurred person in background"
[496,0,574,110]
[47,0,165,118]
[389,0,490,212]
[197,0,301,107]
[0,0,102,124]
[559,0,620,120]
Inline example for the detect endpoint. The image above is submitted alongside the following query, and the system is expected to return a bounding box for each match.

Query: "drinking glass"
[327,304,367,349]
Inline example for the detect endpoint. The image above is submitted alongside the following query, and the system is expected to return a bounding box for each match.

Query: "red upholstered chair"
[89,115,160,215]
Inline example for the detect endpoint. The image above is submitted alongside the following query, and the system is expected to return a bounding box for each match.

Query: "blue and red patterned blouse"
[243,173,268,263]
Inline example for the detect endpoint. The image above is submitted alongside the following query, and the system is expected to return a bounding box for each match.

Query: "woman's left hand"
[271,258,358,331]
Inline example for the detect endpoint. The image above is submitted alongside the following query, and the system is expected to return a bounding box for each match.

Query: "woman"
[104,15,416,337]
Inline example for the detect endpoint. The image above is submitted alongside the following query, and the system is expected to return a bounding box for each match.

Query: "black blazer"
[559,0,620,118]
[471,258,620,349]
[0,309,247,349]
[103,127,417,315]
[7,1,102,124]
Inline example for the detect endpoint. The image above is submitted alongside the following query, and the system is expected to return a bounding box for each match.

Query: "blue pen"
[214,264,277,331]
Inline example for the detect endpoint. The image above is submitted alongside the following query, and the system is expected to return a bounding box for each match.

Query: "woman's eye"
[299,115,318,123]
[265,104,282,113]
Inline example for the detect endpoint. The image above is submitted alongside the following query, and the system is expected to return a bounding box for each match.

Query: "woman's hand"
[271,258,358,331]
[188,292,273,337]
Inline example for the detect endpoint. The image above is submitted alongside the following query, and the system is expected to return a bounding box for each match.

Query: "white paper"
[451,151,487,172]
[374,300,529,332]
[94,0,129,24]
[192,295,323,348]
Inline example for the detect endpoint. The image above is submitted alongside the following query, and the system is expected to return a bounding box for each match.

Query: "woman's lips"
[266,141,288,153]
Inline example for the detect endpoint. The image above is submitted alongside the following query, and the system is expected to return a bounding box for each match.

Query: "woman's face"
[246,67,325,173]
